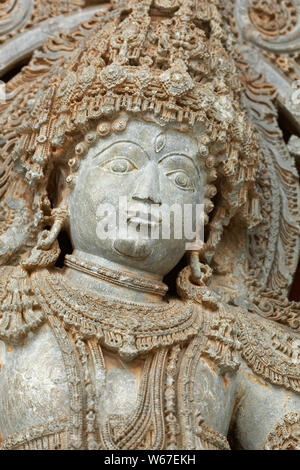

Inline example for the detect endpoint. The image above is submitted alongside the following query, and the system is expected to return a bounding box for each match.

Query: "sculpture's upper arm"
[231,311,300,450]
[233,361,300,449]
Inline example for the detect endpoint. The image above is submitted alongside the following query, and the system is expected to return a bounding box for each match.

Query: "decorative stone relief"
[0,0,299,451]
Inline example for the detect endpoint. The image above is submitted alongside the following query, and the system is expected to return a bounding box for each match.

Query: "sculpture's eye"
[102,157,137,174]
[166,170,194,191]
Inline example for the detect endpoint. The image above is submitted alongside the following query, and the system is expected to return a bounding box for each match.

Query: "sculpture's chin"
[113,238,153,260]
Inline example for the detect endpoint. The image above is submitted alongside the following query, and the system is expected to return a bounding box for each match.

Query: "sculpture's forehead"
[89,119,199,159]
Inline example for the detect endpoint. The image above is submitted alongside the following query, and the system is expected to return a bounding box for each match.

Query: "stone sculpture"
[0,0,299,450]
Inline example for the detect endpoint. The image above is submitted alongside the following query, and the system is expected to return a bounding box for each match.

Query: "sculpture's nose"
[132,161,161,205]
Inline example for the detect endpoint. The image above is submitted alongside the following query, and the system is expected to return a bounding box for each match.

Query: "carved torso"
[0,267,299,450]
[0,310,236,450]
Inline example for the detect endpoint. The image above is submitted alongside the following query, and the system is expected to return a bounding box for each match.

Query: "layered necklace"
[32,268,201,361]
[64,254,169,298]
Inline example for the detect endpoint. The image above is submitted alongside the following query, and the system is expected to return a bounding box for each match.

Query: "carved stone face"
[69,119,205,277]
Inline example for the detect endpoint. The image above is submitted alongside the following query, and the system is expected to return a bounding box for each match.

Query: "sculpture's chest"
[0,325,70,442]
[0,325,236,450]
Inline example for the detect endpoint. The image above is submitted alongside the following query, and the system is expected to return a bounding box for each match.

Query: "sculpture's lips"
[127,217,161,229]
[126,209,162,228]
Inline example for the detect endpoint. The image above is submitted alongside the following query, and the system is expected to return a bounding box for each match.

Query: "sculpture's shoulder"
[0,265,46,345]
[236,308,300,394]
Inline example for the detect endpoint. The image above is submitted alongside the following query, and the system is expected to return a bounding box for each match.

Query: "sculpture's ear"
[47,165,70,210]
[20,164,71,271]
[22,200,69,271]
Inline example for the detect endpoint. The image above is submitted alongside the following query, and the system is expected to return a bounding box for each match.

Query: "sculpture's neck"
[64,250,168,303]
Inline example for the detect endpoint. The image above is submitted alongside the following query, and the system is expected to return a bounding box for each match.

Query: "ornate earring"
[23,203,69,270]
[189,251,212,286]
[177,254,219,310]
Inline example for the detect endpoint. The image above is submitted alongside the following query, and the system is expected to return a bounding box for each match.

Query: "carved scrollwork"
[263,412,300,450]
[0,0,85,45]
[238,311,300,393]
[250,289,300,330]
[0,0,33,41]
[248,0,298,40]
[221,0,300,131]
[209,34,300,297]
[233,0,300,53]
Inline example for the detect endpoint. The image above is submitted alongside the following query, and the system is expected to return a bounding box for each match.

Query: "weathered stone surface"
[0,0,299,451]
